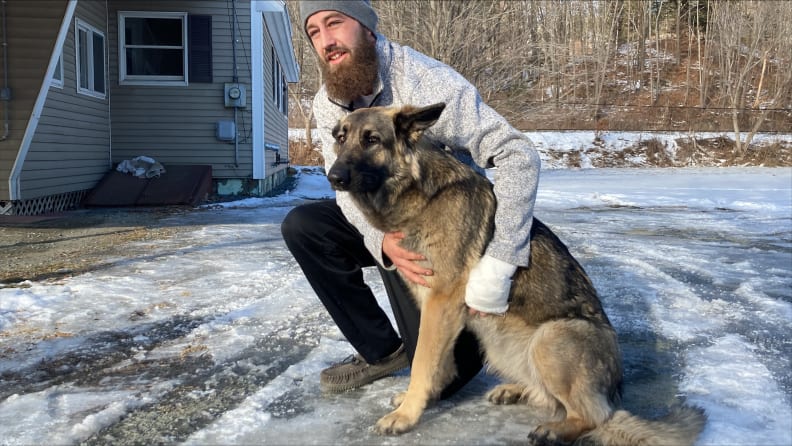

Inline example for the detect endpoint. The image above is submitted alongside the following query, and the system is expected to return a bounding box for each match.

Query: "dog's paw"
[527,427,567,446]
[487,383,526,405]
[390,391,407,408]
[374,410,417,435]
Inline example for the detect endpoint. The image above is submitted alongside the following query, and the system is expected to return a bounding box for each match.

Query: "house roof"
[255,0,300,82]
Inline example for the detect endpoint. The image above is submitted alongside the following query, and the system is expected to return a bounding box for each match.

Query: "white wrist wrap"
[465,254,517,314]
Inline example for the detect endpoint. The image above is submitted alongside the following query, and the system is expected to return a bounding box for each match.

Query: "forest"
[286,0,792,160]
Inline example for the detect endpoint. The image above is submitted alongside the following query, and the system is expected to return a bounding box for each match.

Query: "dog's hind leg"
[374,289,466,435]
[528,320,620,443]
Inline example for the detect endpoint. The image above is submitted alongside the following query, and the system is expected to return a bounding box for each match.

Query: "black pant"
[281,199,483,398]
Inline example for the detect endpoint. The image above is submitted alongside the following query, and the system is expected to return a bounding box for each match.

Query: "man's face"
[306,11,378,103]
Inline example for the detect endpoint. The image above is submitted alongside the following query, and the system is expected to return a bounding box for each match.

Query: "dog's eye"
[361,130,380,146]
[336,133,346,144]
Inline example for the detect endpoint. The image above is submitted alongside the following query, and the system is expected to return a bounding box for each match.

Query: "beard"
[320,31,379,104]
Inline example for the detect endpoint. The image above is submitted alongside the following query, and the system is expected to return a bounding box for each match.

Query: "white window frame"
[118,11,189,86]
[51,53,64,88]
[75,19,106,98]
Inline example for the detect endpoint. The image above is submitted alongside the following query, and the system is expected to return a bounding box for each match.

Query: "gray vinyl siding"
[19,0,111,200]
[108,0,255,178]
[0,1,67,200]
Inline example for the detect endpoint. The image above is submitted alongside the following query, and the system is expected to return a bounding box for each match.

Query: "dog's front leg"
[375,291,465,435]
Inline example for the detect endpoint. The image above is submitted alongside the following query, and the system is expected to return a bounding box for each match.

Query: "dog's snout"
[327,165,350,190]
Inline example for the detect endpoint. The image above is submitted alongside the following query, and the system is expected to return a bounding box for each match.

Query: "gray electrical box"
[224,83,246,108]
[216,120,236,141]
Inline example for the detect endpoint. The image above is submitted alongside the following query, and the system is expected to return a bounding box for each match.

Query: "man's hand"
[382,231,433,287]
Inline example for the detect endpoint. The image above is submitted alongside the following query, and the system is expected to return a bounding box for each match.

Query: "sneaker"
[320,344,410,393]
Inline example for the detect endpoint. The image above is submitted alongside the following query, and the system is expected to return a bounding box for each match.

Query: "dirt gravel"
[0,207,194,284]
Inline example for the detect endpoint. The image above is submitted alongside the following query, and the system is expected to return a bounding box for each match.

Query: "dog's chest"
[467,317,538,381]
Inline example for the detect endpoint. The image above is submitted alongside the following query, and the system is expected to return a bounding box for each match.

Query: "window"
[75,19,106,98]
[281,75,288,115]
[271,47,286,116]
[270,48,277,101]
[51,53,64,88]
[119,11,188,85]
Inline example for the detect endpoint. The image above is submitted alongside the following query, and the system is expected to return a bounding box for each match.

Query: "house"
[0,0,299,215]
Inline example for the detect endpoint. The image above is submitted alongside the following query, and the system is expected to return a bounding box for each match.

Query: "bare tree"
[285,0,321,155]
[709,0,792,154]
[373,0,536,119]
[284,0,792,138]
[589,1,623,118]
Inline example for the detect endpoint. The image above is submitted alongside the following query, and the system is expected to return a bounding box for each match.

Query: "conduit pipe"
[231,0,239,166]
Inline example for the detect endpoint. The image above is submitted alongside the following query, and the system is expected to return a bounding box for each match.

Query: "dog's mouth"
[328,175,377,193]
[328,163,384,194]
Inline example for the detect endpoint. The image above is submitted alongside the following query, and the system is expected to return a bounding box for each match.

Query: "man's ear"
[394,103,446,142]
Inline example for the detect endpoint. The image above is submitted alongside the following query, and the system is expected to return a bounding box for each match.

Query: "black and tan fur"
[327,103,706,445]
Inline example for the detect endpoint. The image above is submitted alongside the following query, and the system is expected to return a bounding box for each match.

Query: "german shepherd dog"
[327,103,706,445]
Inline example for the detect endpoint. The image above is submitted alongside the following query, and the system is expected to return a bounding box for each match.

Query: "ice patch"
[682,334,792,446]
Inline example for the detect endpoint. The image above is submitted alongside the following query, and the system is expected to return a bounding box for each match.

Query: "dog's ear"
[394,103,446,142]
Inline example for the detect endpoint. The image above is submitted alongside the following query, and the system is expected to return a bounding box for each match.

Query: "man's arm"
[408,64,540,314]
[419,67,540,267]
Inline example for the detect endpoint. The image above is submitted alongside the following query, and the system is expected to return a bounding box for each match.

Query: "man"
[281,0,540,396]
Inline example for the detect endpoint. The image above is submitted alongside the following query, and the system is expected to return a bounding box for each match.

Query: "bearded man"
[281,0,541,396]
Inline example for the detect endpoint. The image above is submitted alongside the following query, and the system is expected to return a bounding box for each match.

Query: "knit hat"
[300,0,378,35]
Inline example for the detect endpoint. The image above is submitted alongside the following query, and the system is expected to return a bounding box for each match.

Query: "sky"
[0,145,790,445]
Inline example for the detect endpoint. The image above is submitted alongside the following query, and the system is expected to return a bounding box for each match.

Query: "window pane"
[282,79,288,114]
[271,48,276,99]
[92,33,105,93]
[78,29,88,89]
[125,17,182,46]
[125,48,184,76]
[53,56,62,81]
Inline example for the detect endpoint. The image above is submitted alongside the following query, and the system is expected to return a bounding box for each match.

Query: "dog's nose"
[327,166,350,190]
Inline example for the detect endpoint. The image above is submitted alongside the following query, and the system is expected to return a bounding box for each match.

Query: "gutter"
[9,0,76,199]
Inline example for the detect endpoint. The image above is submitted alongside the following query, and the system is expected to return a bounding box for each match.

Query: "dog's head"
[327,103,445,193]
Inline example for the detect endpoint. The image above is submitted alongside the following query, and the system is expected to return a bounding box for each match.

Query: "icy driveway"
[1,167,790,445]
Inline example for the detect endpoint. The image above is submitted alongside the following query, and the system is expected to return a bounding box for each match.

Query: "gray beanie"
[300,0,378,35]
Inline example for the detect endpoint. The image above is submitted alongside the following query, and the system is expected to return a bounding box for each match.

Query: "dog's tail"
[579,405,706,446]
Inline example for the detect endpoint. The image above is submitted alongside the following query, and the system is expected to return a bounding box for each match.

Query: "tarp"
[84,165,213,207]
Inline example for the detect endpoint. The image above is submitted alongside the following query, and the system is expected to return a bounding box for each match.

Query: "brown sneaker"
[320,344,410,393]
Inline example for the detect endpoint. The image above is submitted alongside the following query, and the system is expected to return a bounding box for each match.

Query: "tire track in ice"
[82,310,330,445]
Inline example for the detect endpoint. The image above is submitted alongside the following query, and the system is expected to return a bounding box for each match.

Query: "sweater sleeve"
[413,67,540,267]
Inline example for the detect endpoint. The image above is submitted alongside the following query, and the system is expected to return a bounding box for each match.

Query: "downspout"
[231,0,239,167]
[250,2,264,180]
[1,0,9,141]
[105,0,111,168]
